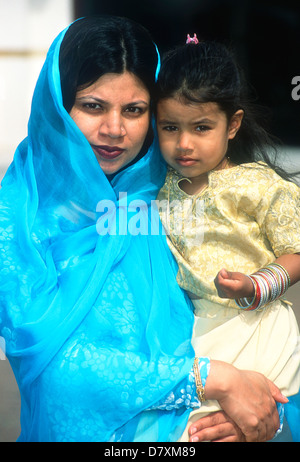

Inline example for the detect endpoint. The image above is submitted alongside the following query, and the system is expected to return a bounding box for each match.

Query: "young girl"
[155,37,300,441]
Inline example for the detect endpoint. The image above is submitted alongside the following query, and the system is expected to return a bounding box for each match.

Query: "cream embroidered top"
[157,162,300,309]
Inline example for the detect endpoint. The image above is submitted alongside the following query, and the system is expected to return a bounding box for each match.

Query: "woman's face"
[70,71,151,175]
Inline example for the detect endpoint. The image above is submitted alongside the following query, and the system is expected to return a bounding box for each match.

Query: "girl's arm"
[214,253,300,300]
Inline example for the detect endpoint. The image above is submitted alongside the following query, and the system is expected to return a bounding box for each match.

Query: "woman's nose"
[99,112,125,138]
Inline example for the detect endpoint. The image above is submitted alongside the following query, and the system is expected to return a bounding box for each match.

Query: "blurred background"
[0,0,299,442]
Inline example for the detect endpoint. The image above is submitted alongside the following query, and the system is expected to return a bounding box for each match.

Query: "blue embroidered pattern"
[31,269,208,442]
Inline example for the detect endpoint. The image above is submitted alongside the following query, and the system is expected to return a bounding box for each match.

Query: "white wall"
[0,0,73,179]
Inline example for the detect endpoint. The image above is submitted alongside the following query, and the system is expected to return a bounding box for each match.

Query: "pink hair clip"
[186,33,199,45]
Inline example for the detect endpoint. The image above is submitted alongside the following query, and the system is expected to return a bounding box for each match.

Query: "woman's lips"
[92,145,125,160]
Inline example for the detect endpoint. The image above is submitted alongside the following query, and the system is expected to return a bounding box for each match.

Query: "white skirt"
[178,298,300,442]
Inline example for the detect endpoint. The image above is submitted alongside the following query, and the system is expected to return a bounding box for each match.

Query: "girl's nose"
[99,112,126,139]
[177,132,193,152]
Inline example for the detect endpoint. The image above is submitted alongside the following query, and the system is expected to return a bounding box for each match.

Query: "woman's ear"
[228,109,244,139]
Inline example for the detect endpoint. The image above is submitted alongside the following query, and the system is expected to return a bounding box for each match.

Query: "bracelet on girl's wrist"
[235,263,291,311]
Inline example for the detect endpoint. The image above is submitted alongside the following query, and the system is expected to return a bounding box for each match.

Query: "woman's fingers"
[267,378,289,404]
[189,411,246,442]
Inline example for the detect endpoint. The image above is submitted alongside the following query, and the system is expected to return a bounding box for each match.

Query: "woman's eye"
[83,103,102,111]
[124,106,143,115]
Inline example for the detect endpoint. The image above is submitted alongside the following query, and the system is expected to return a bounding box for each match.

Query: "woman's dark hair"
[59,15,158,112]
[156,41,297,182]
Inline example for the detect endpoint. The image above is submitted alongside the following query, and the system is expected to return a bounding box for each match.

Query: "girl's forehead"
[157,98,224,119]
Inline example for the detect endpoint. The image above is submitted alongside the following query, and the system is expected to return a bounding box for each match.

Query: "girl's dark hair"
[156,41,296,181]
[59,15,158,112]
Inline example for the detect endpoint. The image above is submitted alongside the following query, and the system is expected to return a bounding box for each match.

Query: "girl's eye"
[196,125,210,132]
[162,126,178,132]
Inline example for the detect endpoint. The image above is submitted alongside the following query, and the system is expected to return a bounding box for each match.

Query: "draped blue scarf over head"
[0,25,196,441]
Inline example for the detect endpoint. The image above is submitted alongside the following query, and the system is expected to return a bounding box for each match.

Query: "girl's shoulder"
[224,161,280,181]
[159,163,299,201]
[213,161,299,191]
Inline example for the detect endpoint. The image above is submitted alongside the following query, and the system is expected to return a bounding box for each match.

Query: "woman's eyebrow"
[75,96,107,104]
[127,100,149,106]
[75,96,149,106]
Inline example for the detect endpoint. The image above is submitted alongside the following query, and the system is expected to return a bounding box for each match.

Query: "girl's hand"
[214,268,254,299]
[204,360,288,442]
[189,411,246,442]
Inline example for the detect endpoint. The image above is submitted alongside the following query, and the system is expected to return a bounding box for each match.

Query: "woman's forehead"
[76,72,150,104]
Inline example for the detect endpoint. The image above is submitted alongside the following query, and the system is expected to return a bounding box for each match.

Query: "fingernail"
[190,427,197,435]
[191,436,199,442]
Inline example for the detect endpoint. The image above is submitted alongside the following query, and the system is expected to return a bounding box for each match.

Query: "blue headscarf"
[0,23,196,441]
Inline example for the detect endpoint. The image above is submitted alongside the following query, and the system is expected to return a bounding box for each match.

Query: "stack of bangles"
[235,263,291,311]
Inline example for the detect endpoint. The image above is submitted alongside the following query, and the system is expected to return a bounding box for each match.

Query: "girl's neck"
[178,156,233,196]
[180,174,208,196]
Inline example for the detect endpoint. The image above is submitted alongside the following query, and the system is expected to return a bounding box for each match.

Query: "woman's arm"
[150,357,285,441]
[191,360,288,442]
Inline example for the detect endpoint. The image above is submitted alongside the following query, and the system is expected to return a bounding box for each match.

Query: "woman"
[0,16,285,442]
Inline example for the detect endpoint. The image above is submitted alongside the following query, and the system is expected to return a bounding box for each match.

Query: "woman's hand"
[214,268,254,299]
[189,411,246,442]
[204,360,288,442]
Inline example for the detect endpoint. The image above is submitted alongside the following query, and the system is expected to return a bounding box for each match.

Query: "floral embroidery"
[36,269,208,442]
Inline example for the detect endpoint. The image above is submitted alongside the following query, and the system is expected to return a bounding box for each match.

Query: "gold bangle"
[193,357,206,402]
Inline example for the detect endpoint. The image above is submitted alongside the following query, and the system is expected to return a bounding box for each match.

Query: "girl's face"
[156,96,243,189]
[70,71,151,175]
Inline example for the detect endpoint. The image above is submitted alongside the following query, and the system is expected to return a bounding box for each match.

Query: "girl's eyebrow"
[157,119,177,125]
[157,117,217,125]
[193,118,217,125]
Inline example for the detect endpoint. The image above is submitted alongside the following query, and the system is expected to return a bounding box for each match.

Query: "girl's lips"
[92,145,125,160]
[176,157,197,166]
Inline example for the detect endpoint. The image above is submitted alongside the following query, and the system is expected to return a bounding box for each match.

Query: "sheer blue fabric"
[0,25,199,441]
[284,392,300,442]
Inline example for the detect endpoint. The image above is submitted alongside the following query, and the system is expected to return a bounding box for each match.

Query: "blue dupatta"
[0,25,196,441]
